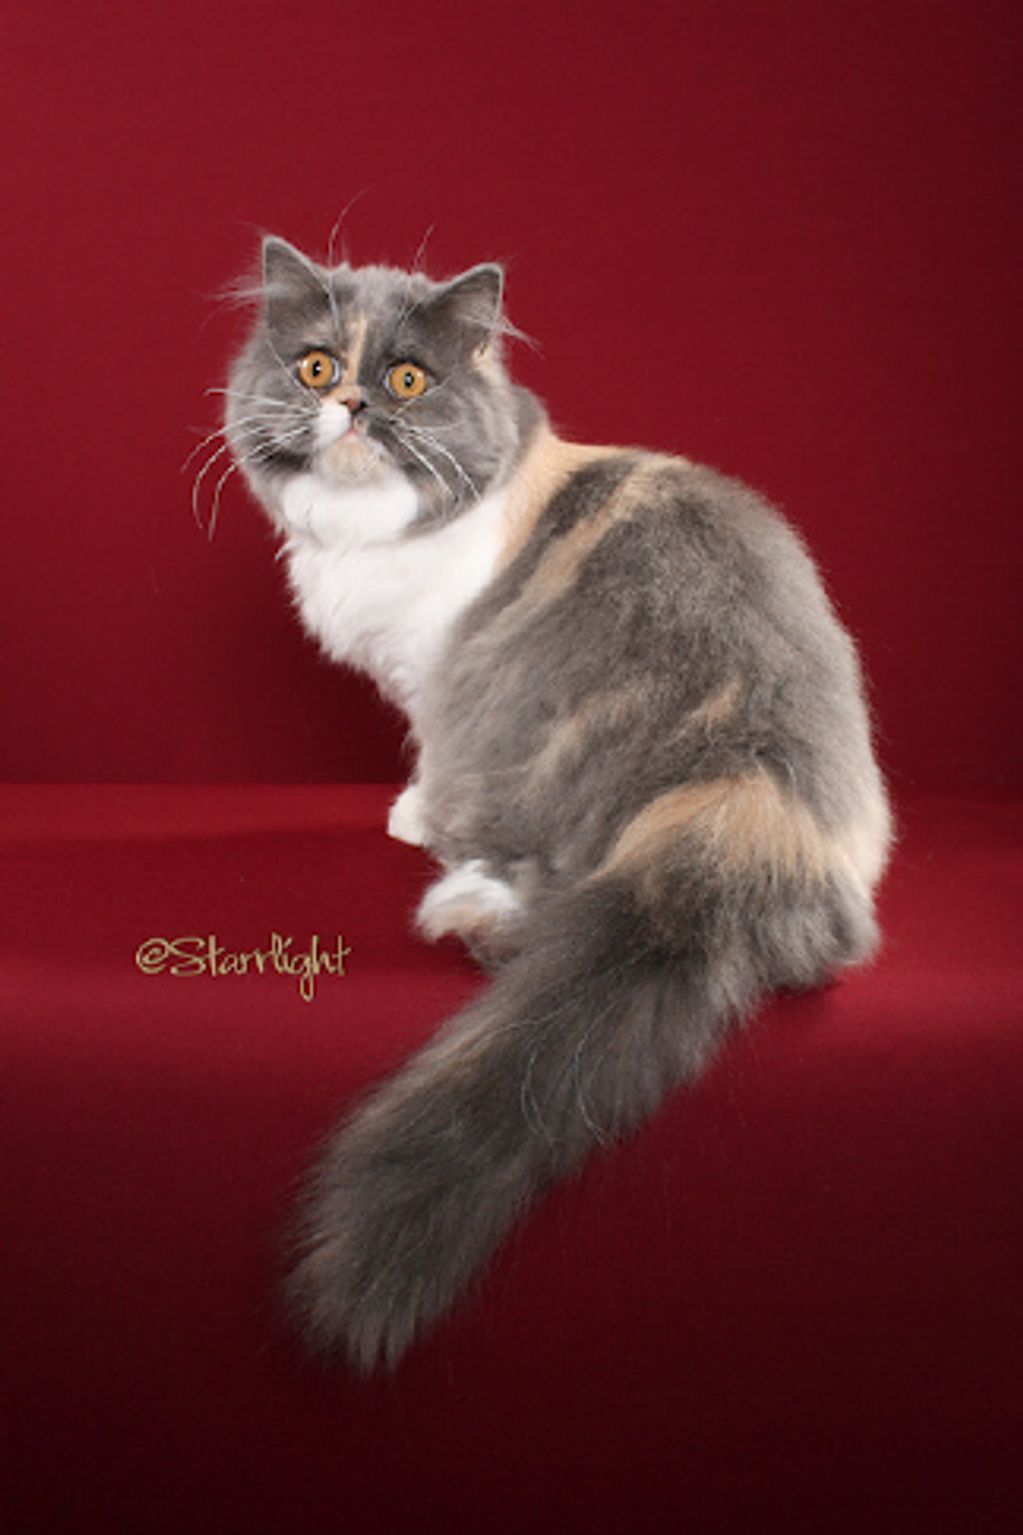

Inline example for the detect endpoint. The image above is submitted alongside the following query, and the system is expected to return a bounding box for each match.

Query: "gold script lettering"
[134,934,352,1002]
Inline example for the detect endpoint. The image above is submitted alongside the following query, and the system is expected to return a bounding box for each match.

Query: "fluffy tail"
[285,868,872,1371]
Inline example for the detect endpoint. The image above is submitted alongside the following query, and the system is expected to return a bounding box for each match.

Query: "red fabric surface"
[3,1,1022,788]
[4,7,1019,1525]
[2,785,1020,1533]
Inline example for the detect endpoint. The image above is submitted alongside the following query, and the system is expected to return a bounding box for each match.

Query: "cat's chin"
[278,457,420,546]
[319,432,390,487]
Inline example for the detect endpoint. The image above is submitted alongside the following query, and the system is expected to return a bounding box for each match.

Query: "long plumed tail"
[285,866,871,1371]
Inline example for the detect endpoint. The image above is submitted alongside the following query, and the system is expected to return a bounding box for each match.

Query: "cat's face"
[226,238,520,531]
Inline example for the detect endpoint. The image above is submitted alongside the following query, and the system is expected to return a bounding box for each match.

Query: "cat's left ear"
[428,264,504,355]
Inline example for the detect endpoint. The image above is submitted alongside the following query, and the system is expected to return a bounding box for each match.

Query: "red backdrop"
[2,0,1020,789]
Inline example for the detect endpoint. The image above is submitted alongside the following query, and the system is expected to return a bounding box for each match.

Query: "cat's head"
[225,237,534,534]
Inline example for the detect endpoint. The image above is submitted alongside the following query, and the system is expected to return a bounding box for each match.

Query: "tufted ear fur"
[261,236,329,335]
[425,263,504,355]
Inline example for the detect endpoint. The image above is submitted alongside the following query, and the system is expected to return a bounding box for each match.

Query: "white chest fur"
[279,471,507,729]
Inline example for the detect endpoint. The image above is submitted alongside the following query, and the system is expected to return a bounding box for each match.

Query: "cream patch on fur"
[527,685,649,788]
[499,428,621,568]
[281,477,509,724]
[504,457,665,619]
[686,677,742,730]
[601,770,831,894]
[601,768,891,907]
[832,787,893,894]
[416,860,523,942]
[340,313,368,387]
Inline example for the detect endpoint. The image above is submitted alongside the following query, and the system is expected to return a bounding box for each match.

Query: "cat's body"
[224,238,891,1369]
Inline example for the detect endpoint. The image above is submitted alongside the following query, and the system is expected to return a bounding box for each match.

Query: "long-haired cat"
[222,236,891,1371]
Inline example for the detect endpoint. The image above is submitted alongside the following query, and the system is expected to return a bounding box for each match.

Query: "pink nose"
[336,387,365,415]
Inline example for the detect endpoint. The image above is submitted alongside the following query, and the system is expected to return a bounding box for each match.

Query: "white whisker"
[205,387,293,408]
[191,439,234,527]
[390,378,454,421]
[326,188,371,269]
[401,424,479,499]
[409,223,435,277]
[182,415,273,474]
[206,462,237,541]
[191,420,312,532]
[184,407,298,458]
[394,428,447,499]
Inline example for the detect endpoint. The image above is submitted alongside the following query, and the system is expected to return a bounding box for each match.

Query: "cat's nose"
[335,387,365,415]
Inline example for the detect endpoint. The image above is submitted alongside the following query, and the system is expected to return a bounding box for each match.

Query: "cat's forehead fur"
[334,263,434,309]
[260,239,503,367]
[316,268,435,362]
[267,259,434,323]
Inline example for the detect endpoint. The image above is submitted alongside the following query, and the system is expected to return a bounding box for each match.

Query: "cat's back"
[427,437,887,870]
[466,437,858,695]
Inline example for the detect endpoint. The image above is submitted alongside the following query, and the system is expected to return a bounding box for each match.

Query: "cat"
[222,235,892,1371]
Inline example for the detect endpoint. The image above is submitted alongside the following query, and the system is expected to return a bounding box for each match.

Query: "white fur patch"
[315,400,353,448]
[280,475,508,726]
[387,783,427,846]
[280,467,419,547]
[416,860,523,941]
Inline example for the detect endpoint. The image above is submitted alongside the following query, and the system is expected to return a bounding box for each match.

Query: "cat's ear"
[261,236,327,333]
[427,263,505,355]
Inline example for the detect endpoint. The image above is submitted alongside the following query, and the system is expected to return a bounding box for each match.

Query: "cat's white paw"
[416,861,524,966]
[387,784,426,846]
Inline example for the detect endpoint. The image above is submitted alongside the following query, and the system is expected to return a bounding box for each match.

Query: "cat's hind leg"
[416,860,526,969]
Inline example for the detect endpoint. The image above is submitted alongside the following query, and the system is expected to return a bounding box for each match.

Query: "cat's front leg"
[386,782,427,847]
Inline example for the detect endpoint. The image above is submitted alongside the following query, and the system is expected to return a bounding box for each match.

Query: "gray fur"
[222,238,891,1371]
[427,458,881,867]
[227,239,536,526]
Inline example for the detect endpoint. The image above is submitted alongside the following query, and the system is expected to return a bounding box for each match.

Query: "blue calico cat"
[222,237,891,1370]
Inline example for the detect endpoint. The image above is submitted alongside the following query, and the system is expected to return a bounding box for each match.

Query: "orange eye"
[386,362,428,400]
[297,350,339,390]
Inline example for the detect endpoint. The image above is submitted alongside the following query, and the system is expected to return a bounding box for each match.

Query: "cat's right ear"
[426,263,505,356]
[261,237,328,333]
